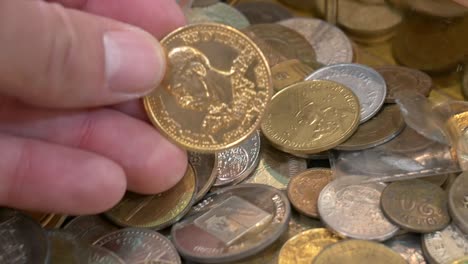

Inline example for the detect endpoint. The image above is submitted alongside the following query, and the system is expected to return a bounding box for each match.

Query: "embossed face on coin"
[144,24,271,152]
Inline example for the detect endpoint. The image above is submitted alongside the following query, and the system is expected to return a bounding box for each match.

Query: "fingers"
[0,100,188,194]
[0,0,165,108]
[112,100,149,121]
[0,133,126,214]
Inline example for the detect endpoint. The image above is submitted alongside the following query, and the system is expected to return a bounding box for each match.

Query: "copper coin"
[376,66,433,103]
[423,173,449,186]
[287,168,333,218]
[235,2,293,24]
[63,215,119,245]
[381,179,451,233]
[189,152,217,202]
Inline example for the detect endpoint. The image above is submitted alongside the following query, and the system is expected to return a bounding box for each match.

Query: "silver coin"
[306,63,387,123]
[422,223,468,264]
[385,234,427,264]
[189,152,217,202]
[449,172,468,234]
[192,0,219,7]
[214,131,261,187]
[279,18,353,65]
[185,3,250,29]
[318,176,399,241]
[235,2,293,24]
[94,228,181,264]
[172,184,290,263]
[63,215,119,245]
[0,209,49,264]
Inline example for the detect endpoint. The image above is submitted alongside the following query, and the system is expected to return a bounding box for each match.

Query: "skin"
[0,0,188,214]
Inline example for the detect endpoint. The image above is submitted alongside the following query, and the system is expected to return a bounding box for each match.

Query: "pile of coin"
[3,0,468,263]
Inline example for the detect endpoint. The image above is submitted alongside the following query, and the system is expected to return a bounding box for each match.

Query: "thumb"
[0,0,166,108]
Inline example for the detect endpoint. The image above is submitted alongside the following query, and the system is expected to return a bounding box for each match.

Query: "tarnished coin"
[105,165,196,230]
[287,168,333,218]
[313,240,407,264]
[186,3,250,29]
[63,215,119,245]
[277,0,315,10]
[318,176,399,241]
[0,209,49,264]
[144,23,272,153]
[278,228,341,264]
[243,141,308,189]
[385,126,438,153]
[448,172,468,234]
[171,184,290,263]
[376,66,433,103]
[213,131,261,187]
[271,59,315,93]
[279,18,353,65]
[385,234,427,264]
[262,80,360,155]
[423,223,468,264]
[336,104,405,151]
[244,24,317,67]
[189,152,217,202]
[306,63,387,123]
[423,173,449,186]
[381,179,451,233]
[94,228,181,264]
[235,2,293,24]
[49,231,124,264]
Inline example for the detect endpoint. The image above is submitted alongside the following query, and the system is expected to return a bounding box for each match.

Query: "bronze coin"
[63,215,119,245]
[235,2,293,24]
[188,152,217,202]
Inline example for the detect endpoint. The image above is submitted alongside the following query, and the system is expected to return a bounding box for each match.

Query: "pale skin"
[0,0,188,214]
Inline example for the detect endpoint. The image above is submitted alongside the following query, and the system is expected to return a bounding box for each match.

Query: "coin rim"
[448,172,468,234]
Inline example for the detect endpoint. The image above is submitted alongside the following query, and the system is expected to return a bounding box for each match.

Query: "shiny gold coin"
[452,255,468,264]
[312,240,407,264]
[261,80,360,155]
[287,168,333,218]
[279,228,341,264]
[144,23,272,152]
[105,165,196,230]
[44,214,68,229]
[271,59,315,93]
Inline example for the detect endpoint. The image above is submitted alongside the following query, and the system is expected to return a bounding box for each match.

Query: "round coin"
[463,64,468,99]
[287,168,333,218]
[336,104,405,150]
[313,240,407,264]
[235,2,293,24]
[278,228,341,264]
[192,0,219,7]
[423,173,449,186]
[279,18,353,65]
[94,228,181,264]
[144,23,272,153]
[186,3,250,29]
[381,179,451,233]
[105,165,196,230]
[171,184,290,263]
[271,59,315,93]
[189,152,217,202]
[261,80,360,155]
[0,209,49,264]
[423,223,468,264]
[376,66,433,103]
[448,172,468,234]
[213,130,261,187]
[385,126,438,153]
[43,214,67,229]
[318,176,399,241]
[63,215,119,245]
[306,64,386,123]
[384,234,427,264]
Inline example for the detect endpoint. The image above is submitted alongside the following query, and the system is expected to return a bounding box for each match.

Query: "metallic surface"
[186,3,250,29]
[422,223,468,264]
[384,234,427,264]
[189,152,217,202]
[63,215,119,245]
[235,2,293,24]
[271,59,315,93]
[448,172,468,234]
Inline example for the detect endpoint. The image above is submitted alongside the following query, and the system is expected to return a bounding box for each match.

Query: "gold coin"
[105,165,196,230]
[278,228,341,264]
[261,80,360,155]
[144,23,272,152]
[271,59,315,93]
[312,240,407,264]
[43,214,68,229]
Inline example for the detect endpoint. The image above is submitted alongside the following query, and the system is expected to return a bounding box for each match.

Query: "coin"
[279,18,353,65]
[43,214,67,229]
[336,104,405,151]
[318,176,399,241]
[278,228,341,264]
[453,256,468,264]
[213,131,260,187]
[105,165,196,230]
[306,64,386,123]
[385,126,438,153]
[48,230,125,264]
[423,173,449,186]
[287,168,333,218]
[386,0,468,18]
[312,240,407,264]
[192,0,219,7]
[189,152,217,202]
[463,64,468,99]
[0,209,49,264]
[376,66,433,103]
[63,215,119,245]
[241,29,289,67]
[186,3,250,29]
[384,234,427,264]
[448,172,468,234]
[94,228,181,264]
[144,23,272,153]
[171,184,290,263]
[244,23,317,67]
[422,223,468,264]
[243,141,308,189]
[235,2,293,24]
[277,0,315,10]
[271,59,315,93]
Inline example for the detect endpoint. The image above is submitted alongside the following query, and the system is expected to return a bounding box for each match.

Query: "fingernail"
[103,29,165,95]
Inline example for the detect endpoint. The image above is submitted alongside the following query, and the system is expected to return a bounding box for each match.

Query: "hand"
[0,0,188,214]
